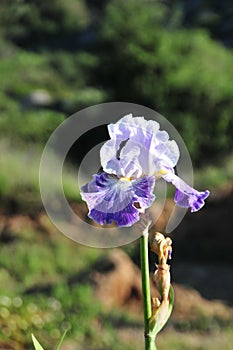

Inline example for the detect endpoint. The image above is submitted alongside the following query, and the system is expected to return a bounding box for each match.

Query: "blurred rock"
[21,89,53,109]
[91,249,144,309]
[89,249,232,322]
[172,283,232,321]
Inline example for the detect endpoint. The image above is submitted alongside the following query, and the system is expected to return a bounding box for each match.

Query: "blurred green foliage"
[0,0,232,164]
[0,225,143,349]
[0,0,89,48]
[0,111,65,144]
[97,0,233,161]
[174,0,233,47]
[0,140,81,211]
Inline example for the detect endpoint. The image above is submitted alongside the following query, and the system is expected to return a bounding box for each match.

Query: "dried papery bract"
[150,232,172,303]
[150,232,172,266]
[147,232,174,348]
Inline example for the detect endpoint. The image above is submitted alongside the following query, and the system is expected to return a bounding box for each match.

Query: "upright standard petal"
[162,172,210,212]
[100,141,143,178]
[80,172,155,227]
[101,114,180,177]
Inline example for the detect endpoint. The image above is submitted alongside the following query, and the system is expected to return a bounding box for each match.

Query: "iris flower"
[81,114,209,227]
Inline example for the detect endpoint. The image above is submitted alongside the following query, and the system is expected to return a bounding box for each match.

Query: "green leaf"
[55,329,68,350]
[148,284,174,338]
[31,334,45,350]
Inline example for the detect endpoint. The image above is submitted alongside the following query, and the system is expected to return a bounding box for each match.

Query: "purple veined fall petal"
[80,172,155,227]
[162,171,210,212]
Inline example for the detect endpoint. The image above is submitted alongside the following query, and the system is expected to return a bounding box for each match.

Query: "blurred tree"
[0,0,90,49]
[96,0,233,163]
[0,0,232,163]
[175,0,233,47]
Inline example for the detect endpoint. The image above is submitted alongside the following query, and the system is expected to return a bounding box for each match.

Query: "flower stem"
[140,231,156,350]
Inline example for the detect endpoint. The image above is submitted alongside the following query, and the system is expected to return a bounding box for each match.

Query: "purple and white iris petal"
[99,139,119,174]
[126,137,179,176]
[108,114,133,140]
[106,114,180,175]
[162,172,210,212]
[101,141,143,178]
[108,114,159,151]
[90,203,140,227]
[153,140,180,169]
[116,138,152,176]
[117,151,143,178]
[80,172,155,227]
[132,176,155,210]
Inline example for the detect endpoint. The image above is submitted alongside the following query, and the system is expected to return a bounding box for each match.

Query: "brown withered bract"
[150,232,172,265]
[150,232,172,304]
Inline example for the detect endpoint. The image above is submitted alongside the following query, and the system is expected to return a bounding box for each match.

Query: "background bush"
[96,0,233,162]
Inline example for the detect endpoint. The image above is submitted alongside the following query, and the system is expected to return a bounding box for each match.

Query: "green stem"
[145,336,157,350]
[140,231,156,350]
[140,231,151,324]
